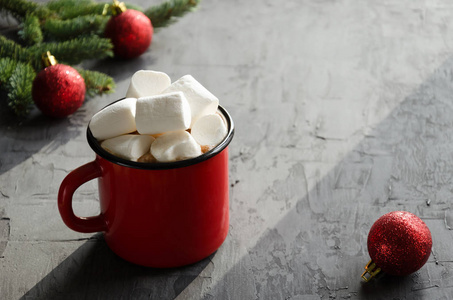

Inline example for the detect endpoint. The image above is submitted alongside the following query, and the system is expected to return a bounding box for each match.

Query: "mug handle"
[58,160,107,233]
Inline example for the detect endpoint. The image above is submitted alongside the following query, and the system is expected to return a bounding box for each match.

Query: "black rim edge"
[87,99,235,170]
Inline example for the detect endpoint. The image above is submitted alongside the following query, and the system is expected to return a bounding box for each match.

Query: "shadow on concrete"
[20,234,212,300]
[196,57,453,299]
[0,102,86,176]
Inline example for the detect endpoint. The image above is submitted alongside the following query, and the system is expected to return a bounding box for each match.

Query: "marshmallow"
[101,134,155,161]
[89,98,137,140]
[137,152,156,163]
[151,131,202,162]
[162,75,219,127]
[126,70,171,98]
[191,113,228,147]
[135,91,191,135]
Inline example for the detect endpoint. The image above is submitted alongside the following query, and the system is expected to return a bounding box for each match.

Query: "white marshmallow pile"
[89,70,228,163]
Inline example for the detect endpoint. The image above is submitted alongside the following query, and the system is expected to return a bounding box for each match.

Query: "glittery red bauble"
[104,9,153,59]
[367,211,432,276]
[32,64,86,118]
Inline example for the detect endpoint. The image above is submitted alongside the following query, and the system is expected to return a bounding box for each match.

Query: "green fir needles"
[146,0,199,28]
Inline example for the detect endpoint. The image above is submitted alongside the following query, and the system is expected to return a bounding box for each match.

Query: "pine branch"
[0,0,52,20]
[76,68,116,97]
[0,35,31,64]
[28,36,113,69]
[43,15,108,40]
[124,3,144,12]
[0,0,199,118]
[145,0,199,28]
[0,0,38,20]
[0,58,36,116]
[0,57,17,84]
[45,0,106,19]
[18,14,43,45]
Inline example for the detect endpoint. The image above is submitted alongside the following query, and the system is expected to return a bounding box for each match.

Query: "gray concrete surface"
[2,0,453,299]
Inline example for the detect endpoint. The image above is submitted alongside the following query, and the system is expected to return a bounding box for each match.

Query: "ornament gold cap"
[111,0,127,16]
[361,260,382,282]
[42,51,58,67]
[102,4,110,16]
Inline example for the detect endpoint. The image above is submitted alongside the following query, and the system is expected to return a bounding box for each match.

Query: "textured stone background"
[2,0,453,299]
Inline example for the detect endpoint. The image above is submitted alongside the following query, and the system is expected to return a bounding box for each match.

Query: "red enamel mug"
[58,99,234,268]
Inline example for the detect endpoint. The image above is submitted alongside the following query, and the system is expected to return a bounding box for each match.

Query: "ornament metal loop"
[361,260,381,282]
[111,0,127,15]
[102,4,110,16]
[42,51,57,67]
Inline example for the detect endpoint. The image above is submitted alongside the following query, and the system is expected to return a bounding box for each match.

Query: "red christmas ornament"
[361,211,432,281]
[104,0,153,59]
[32,52,86,118]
